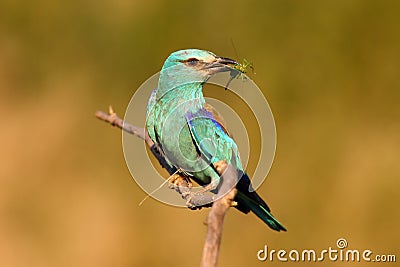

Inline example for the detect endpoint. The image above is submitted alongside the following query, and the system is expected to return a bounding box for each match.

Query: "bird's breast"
[153,99,207,172]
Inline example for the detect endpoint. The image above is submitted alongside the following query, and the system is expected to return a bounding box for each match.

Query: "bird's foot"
[184,193,213,210]
[168,173,192,190]
[165,173,212,209]
[214,159,228,174]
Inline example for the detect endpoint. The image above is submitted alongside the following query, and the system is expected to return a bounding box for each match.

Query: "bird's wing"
[202,103,232,137]
[146,89,157,143]
[146,89,177,173]
[185,106,242,170]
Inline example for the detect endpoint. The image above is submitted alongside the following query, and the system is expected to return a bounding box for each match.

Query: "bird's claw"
[168,173,192,190]
[214,159,227,174]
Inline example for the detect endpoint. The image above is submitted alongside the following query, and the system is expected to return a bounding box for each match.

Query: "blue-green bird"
[146,49,286,232]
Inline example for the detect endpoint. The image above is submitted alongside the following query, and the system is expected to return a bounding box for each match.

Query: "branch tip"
[108,105,115,115]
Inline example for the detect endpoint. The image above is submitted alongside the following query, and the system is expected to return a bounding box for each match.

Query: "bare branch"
[201,161,238,267]
[95,106,147,143]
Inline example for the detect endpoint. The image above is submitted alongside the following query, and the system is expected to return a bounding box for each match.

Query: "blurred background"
[1,0,399,266]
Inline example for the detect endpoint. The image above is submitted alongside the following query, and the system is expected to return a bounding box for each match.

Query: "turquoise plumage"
[146,49,286,231]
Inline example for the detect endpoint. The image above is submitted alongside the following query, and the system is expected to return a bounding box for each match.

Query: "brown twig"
[201,161,238,267]
[94,106,149,144]
[95,106,238,267]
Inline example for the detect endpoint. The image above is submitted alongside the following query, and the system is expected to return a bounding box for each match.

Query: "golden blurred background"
[1,1,399,266]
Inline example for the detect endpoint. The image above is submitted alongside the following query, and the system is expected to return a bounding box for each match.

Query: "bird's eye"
[186,58,199,62]
[184,58,200,65]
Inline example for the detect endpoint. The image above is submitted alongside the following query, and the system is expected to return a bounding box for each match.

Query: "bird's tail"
[236,192,287,232]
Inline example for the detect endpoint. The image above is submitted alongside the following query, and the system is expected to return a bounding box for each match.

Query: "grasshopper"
[233,58,255,74]
[224,39,256,89]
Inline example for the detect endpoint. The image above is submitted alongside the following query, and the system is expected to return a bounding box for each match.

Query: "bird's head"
[158,49,240,95]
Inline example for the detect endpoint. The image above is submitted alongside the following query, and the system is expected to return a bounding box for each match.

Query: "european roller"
[146,49,286,232]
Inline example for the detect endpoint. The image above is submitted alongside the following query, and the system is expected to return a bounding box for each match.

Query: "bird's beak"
[215,56,239,67]
[203,56,243,90]
[204,56,239,73]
